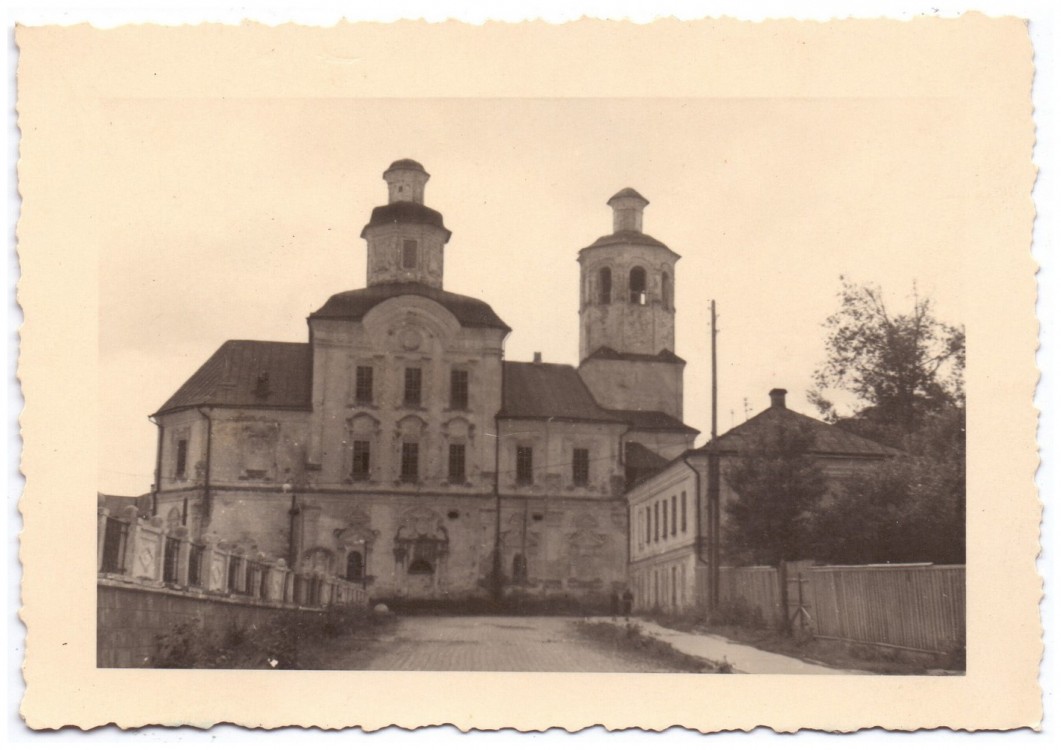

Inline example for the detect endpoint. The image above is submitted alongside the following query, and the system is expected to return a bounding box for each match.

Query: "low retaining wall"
[98,579,318,668]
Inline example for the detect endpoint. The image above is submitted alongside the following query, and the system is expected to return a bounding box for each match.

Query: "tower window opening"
[662,271,672,311]
[402,239,419,269]
[598,267,612,304]
[175,439,188,479]
[629,267,647,304]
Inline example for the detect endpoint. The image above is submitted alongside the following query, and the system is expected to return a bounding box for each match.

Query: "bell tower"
[577,188,686,420]
[361,159,452,289]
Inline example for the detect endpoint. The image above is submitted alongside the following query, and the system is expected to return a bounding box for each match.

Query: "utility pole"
[707,301,721,614]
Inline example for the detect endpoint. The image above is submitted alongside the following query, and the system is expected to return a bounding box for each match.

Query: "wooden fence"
[714,562,965,654]
[808,564,965,654]
[717,566,783,626]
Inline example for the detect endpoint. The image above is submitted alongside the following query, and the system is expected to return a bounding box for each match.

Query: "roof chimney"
[533,352,542,364]
[769,388,787,409]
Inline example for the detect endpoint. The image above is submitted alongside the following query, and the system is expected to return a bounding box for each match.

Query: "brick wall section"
[97,579,319,668]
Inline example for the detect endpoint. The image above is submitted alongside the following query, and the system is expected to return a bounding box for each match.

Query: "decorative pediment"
[347,412,381,434]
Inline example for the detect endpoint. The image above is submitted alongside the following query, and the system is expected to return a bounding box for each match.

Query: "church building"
[149,159,698,602]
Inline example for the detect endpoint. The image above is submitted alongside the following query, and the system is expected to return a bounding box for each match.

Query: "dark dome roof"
[360,202,451,240]
[310,282,510,332]
[608,187,648,204]
[385,158,427,173]
[579,230,677,255]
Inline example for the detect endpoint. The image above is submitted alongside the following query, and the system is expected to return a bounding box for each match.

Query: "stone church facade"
[150,159,697,601]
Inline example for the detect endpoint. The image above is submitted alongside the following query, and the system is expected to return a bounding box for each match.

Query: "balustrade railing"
[97,505,368,608]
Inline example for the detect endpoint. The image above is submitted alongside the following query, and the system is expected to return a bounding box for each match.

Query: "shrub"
[709,597,767,629]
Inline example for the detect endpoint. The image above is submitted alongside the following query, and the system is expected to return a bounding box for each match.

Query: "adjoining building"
[626,388,899,613]
[147,159,697,602]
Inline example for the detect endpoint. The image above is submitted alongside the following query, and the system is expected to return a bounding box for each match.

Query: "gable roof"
[310,283,510,332]
[155,340,312,416]
[607,409,699,434]
[699,404,900,458]
[500,362,621,423]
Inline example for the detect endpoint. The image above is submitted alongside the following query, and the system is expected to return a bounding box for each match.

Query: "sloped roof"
[608,409,699,434]
[583,346,686,365]
[311,283,511,332]
[500,362,621,423]
[580,229,675,254]
[701,404,900,458]
[608,187,649,205]
[360,202,451,240]
[155,340,312,415]
[625,442,669,471]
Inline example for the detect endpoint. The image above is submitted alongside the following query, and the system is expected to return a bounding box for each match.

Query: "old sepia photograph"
[93,111,967,675]
[16,14,1039,732]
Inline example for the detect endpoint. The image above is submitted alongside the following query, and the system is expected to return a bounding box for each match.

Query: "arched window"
[661,271,672,310]
[512,553,528,583]
[598,267,612,304]
[346,551,364,580]
[629,266,647,304]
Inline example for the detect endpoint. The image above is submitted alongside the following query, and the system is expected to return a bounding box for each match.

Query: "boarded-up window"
[404,367,422,406]
[402,239,418,269]
[572,448,590,486]
[450,369,469,409]
[516,446,533,485]
[355,366,373,403]
[401,442,419,482]
[448,443,466,482]
[352,440,371,480]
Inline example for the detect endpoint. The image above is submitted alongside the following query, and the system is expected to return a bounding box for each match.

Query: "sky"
[96,95,973,495]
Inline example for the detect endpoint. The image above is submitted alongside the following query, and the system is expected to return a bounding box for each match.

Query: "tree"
[723,421,827,568]
[810,278,965,441]
[806,278,966,564]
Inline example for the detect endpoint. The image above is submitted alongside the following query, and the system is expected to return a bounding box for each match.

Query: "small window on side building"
[516,446,534,485]
[572,448,589,487]
[175,439,188,479]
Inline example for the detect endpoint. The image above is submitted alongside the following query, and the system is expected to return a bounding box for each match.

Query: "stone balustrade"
[97,505,368,608]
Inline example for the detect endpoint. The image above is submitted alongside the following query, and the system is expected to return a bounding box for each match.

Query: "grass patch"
[640,610,964,675]
[150,604,394,669]
[574,619,733,673]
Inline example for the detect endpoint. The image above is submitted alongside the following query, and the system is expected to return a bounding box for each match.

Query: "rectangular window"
[681,491,687,533]
[662,500,669,539]
[572,448,590,486]
[352,440,371,479]
[404,367,422,406]
[672,496,678,536]
[645,507,651,544]
[400,442,419,482]
[654,502,660,542]
[355,366,374,404]
[402,239,418,269]
[175,439,188,478]
[448,443,466,482]
[516,446,534,485]
[450,369,469,410]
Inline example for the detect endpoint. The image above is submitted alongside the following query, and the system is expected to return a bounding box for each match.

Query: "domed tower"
[577,188,685,420]
[361,159,452,289]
